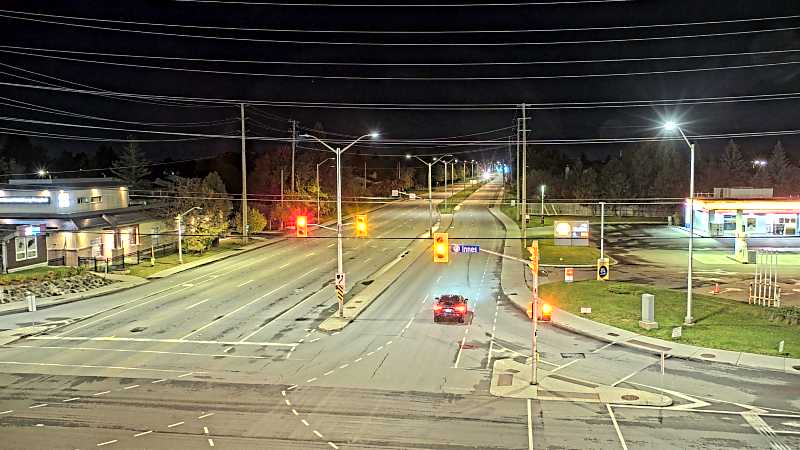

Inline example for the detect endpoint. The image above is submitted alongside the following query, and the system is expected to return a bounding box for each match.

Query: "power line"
[1,10,797,47]
[4,44,799,67]
[5,47,800,80]
[5,80,800,111]
[171,0,634,7]
[2,9,796,34]
[0,126,224,143]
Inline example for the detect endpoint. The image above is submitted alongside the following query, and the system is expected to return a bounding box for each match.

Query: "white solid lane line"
[527,399,534,450]
[607,404,629,450]
[0,361,188,373]
[236,279,253,288]
[186,298,212,310]
[29,336,295,347]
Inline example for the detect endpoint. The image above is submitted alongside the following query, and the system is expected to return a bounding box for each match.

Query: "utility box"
[639,293,658,330]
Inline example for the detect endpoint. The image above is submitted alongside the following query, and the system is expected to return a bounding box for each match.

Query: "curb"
[0,279,150,317]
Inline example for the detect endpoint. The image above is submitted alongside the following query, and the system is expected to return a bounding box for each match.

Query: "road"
[0,179,798,449]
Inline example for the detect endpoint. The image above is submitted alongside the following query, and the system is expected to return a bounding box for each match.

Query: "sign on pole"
[391,189,399,197]
[335,272,346,289]
[596,257,610,281]
[671,326,682,339]
[564,267,574,283]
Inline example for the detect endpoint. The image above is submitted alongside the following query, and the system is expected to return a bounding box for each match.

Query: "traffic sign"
[596,257,610,281]
[451,244,480,253]
[335,272,346,289]
[564,267,574,283]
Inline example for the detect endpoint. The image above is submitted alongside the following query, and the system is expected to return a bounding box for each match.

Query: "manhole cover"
[621,394,639,401]
[361,280,374,286]
[700,353,716,358]
[608,332,620,337]
[560,352,586,359]
[130,327,147,333]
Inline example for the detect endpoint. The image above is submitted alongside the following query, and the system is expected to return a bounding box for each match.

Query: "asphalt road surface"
[0,179,798,449]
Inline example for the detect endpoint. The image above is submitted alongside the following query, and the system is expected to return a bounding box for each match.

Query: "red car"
[433,295,469,323]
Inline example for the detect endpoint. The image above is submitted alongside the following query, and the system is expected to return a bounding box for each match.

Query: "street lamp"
[301,132,379,318]
[663,120,696,325]
[316,157,334,223]
[176,206,202,264]
[540,185,546,225]
[406,153,452,238]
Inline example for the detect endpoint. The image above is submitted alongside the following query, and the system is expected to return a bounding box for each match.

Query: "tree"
[767,140,791,194]
[234,206,267,234]
[600,157,629,198]
[718,139,747,186]
[573,167,598,199]
[94,144,117,172]
[161,172,232,252]
[111,139,150,187]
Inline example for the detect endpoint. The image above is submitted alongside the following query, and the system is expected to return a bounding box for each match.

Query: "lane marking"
[134,430,152,437]
[237,279,253,288]
[29,403,47,409]
[301,419,310,427]
[186,298,212,310]
[551,359,581,374]
[607,404,629,450]
[328,442,340,449]
[97,440,118,447]
[323,370,335,376]
[453,336,467,369]
[123,385,139,390]
[92,391,111,396]
[167,421,184,428]
[177,372,194,378]
[29,336,296,348]
[527,399,534,450]
[63,397,80,403]
[327,243,335,248]
[208,438,215,447]
[339,363,349,369]
[286,384,297,391]
[355,357,363,362]
[198,413,215,419]
[306,377,317,383]
[204,427,210,434]
[310,337,321,343]
[292,409,299,416]
[285,399,291,406]
[279,262,291,269]
[313,430,324,438]
[4,344,271,360]
[151,379,167,384]
[0,410,12,415]
[592,342,616,354]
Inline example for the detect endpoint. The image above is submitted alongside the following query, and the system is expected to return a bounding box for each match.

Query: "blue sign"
[451,244,480,253]
[598,266,608,277]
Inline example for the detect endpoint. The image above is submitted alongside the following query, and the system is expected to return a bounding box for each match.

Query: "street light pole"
[664,121,696,326]
[316,157,334,223]
[302,132,379,318]
[176,206,202,264]
[240,103,248,245]
[408,154,451,237]
[540,185,545,225]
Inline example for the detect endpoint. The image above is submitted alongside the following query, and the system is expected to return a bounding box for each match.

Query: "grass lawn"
[438,182,485,214]
[538,239,600,265]
[540,280,800,358]
[0,266,84,284]
[126,239,244,278]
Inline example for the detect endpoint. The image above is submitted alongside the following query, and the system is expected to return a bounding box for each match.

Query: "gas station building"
[686,188,800,237]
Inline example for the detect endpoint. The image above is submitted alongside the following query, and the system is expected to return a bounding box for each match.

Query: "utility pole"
[280,168,285,205]
[516,119,521,216]
[521,103,528,245]
[364,160,367,191]
[240,104,248,245]
[529,240,539,385]
[290,119,297,192]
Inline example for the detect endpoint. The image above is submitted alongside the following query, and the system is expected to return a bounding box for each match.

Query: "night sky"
[1,0,799,165]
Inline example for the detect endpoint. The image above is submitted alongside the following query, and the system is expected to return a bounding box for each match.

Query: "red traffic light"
[296,215,308,237]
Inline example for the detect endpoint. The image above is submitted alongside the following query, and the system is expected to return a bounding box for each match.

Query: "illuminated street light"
[301,131,379,318]
[663,120,695,325]
[176,206,202,264]
[407,153,452,237]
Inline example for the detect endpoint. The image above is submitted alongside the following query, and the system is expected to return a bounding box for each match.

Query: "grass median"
[540,280,799,358]
[437,182,484,214]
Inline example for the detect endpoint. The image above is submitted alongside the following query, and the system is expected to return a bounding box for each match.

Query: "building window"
[15,236,37,261]
[78,196,102,204]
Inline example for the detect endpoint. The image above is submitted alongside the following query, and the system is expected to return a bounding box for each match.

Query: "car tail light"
[455,305,466,313]
[433,305,443,311]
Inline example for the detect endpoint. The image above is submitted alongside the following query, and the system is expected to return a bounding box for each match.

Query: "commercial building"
[686,187,800,237]
[0,178,172,270]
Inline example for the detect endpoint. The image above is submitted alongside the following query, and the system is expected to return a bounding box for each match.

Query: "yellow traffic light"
[433,232,449,263]
[355,214,367,237]
[296,215,308,238]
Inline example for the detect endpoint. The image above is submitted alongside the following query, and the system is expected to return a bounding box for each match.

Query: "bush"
[234,206,268,234]
[768,306,800,326]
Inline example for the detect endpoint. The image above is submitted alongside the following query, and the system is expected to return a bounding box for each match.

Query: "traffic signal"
[355,214,367,237]
[541,302,552,321]
[296,215,308,238]
[433,232,449,263]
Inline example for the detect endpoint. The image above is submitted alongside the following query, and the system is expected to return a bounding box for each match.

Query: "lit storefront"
[687,196,800,237]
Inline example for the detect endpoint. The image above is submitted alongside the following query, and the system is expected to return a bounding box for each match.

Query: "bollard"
[26,293,37,312]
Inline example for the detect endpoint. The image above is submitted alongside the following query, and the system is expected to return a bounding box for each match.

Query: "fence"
[47,255,66,267]
[78,241,178,272]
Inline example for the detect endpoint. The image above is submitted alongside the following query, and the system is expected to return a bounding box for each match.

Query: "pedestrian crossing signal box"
[355,214,367,237]
[433,232,449,263]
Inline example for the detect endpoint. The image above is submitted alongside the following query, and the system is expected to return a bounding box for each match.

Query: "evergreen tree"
[574,167,598,199]
[718,139,747,186]
[767,140,790,194]
[111,139,150,187]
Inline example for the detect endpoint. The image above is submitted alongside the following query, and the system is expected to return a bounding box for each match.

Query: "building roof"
[3,178,128,190]
[0,205,162,230]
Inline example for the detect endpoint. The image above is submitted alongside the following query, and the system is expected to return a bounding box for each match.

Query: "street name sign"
[450,244,480,254]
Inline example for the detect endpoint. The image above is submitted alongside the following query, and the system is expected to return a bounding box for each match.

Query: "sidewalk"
[0,272,148,316]
[490,207,800,375]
